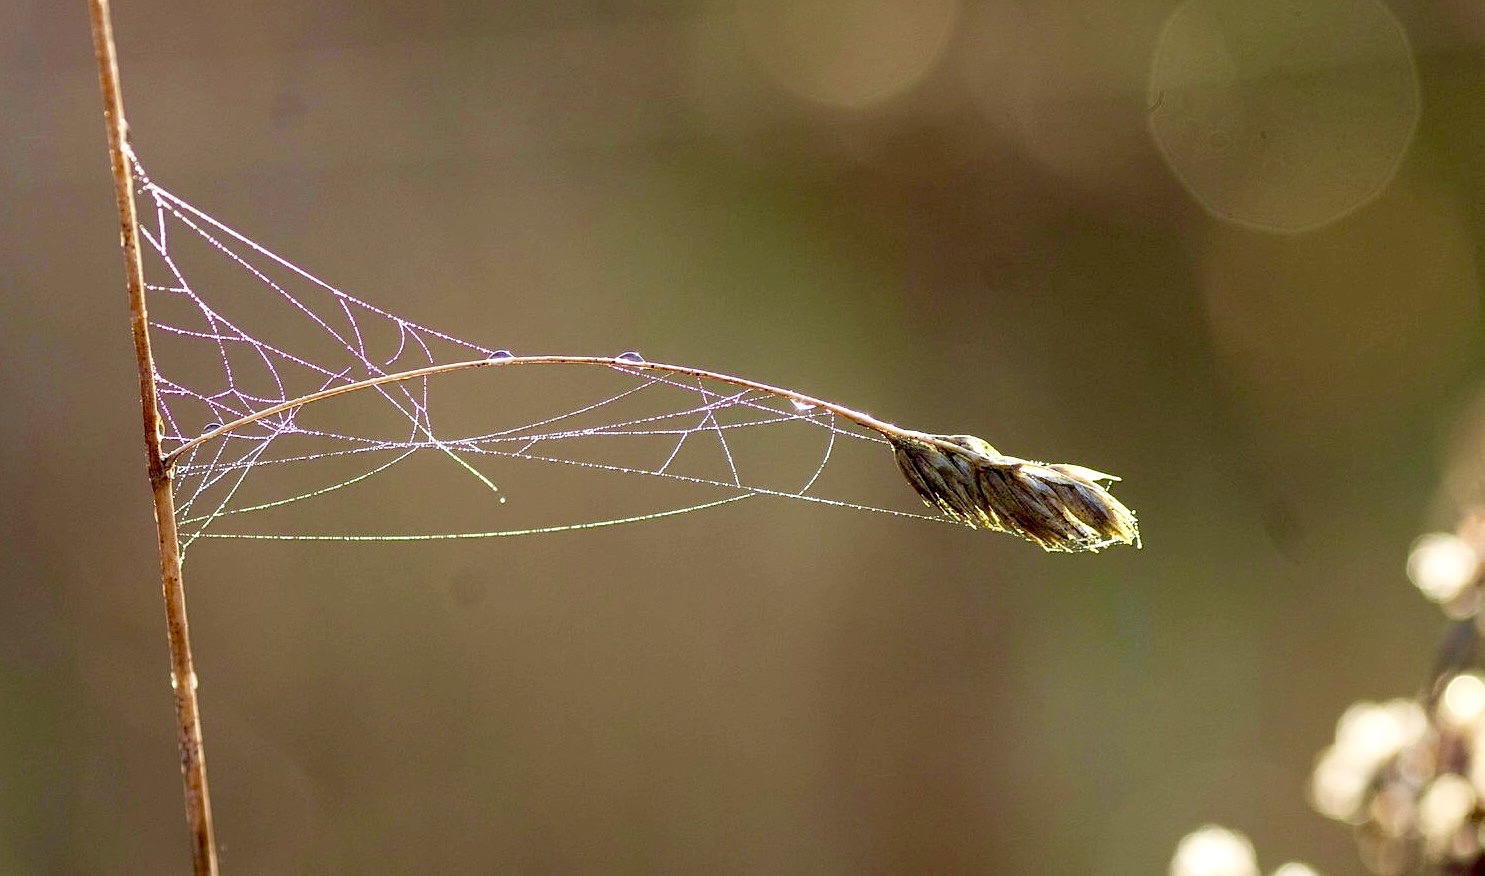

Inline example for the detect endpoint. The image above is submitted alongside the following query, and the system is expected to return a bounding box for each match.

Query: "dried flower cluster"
[1407,515,1485,617]
[1309,677,1485,875]
[889,432,1140,553]
[1305,511,1485,875]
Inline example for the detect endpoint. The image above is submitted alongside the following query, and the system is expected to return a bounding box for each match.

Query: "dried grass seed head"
[890,433,1140,553]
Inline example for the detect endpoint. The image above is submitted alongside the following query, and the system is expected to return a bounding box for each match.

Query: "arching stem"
[164,354,942,468]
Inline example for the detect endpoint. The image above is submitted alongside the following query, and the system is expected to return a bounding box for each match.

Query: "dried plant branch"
[88,0,219,872]
[166,354,1140,553]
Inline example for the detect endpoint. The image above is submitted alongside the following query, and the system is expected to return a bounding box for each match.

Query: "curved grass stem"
[164,354,931,468]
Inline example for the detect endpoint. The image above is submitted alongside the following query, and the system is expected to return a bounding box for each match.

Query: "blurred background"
[3,0,1485,873]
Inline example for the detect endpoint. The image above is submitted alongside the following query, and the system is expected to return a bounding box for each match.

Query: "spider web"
[131,154,938,551]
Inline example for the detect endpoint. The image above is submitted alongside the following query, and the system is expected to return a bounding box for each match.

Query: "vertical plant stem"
[87,1,220,873]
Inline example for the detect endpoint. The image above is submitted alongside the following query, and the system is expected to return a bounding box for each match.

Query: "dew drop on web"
[616,351,645,363]
[489,350,514,360]
[791,400,816,412]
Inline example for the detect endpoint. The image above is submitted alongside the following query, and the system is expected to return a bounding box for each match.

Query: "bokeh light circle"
[1169,825,1259,876]
[736,0,959,109]
[1148,0,1419,232]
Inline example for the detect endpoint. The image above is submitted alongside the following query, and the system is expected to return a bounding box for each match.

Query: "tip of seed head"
[889,433,1139,553]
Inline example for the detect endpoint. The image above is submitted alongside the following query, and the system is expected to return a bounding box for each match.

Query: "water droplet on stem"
[489,350,514,360]
[616,351,645,363]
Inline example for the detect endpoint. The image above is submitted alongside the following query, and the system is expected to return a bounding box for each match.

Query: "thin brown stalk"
[88,0,219,872]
